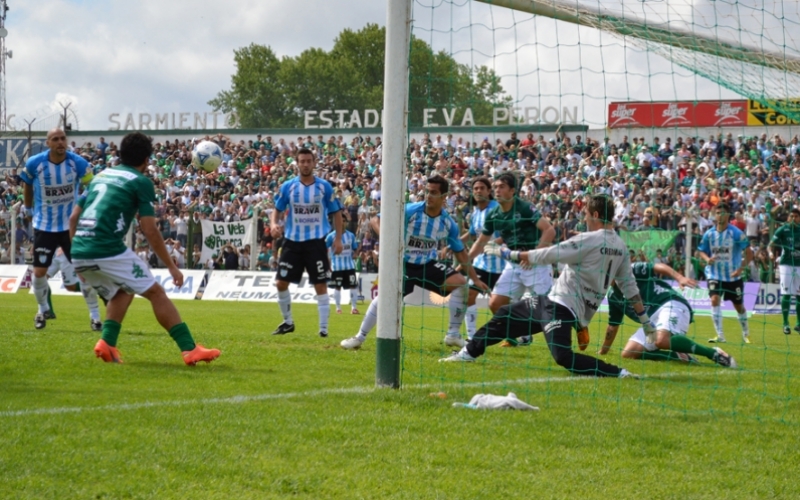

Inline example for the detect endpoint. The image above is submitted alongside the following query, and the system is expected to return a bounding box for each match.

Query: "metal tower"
[0,0,9,132]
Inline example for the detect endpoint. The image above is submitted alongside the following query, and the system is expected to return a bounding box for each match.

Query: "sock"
[670,335,716,361]
[82,286,101,321]
[317,293,330,333]
[46,285,54,315]
[711,306,724,339]
[781,295,792,326]
[738,311,750,338]
[795,296,800,326]
[358,296,379,339]
[333,289,341,310]
[640,349,681,361]
[278,289,293,324]
[465,304,478,339]
[32,275,50,314]
[101,320,122,347]
[350,289,358,310]
[447,286,466,336]
[169,322,196,352]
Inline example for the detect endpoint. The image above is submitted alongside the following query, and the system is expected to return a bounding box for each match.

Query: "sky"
[3,0,797,132]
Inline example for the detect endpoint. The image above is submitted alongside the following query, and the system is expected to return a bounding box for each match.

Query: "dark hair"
[791,208,800,217]
[296,147,315,160]
[496,173,517,190]
[588,194,615,223]
[119,132,154,167]
[426,174,449,195]
[716,202,731,214]
[470,176,493,204]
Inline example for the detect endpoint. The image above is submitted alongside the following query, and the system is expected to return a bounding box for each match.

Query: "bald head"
[46,128,68,162]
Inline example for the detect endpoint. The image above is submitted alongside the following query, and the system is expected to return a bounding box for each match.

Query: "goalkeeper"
[442,195,649,378]
[603,261,736,368]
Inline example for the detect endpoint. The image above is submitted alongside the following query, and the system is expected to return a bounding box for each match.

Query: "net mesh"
[398,0,800,423]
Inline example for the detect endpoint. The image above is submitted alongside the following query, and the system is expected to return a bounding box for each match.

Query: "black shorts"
[32,230,71,269]
[329,269,358,289]
[277,238,330,284]
[469,268,502,292]
[404,261,459,296]
[707,279,744,305]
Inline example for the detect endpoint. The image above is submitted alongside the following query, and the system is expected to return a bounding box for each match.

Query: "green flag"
[619,230,679,262]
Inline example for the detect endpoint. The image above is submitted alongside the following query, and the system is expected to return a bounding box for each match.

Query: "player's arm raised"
[140,216,184,288]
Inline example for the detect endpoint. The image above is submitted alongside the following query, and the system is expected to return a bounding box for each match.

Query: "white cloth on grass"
[466,392,539,410]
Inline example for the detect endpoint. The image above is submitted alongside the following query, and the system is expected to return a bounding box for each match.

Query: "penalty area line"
[0,370,734,418]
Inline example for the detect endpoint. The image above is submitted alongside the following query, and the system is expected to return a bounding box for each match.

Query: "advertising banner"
[753,283,797,315]
[619,231,679,262]
[608,100,748,128]
[200,218,254,264]
[746,99,800,126]
[0,265,30,293]
[202,271,320,303]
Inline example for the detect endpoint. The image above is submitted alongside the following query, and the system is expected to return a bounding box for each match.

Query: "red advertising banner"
[608,100,748,128]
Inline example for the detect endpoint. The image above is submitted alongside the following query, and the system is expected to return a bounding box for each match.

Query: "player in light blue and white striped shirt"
[269,148,344,338]
[325,229,359,314]
[697,202,752,343]
[462,177,506,339]
[20,129,92,330]
[341,174,488,350]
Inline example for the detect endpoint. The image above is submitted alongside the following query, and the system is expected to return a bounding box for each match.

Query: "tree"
[209,24,511,128]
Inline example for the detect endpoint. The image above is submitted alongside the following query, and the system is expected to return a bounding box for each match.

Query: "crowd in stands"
[1,129,799,283]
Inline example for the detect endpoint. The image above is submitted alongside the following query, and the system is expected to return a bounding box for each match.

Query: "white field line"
[0,370,735,418]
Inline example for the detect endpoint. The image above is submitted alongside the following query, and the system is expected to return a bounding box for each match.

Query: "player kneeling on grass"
[441,195,649,379]
[602,261,736,368]
[69,132,220,366]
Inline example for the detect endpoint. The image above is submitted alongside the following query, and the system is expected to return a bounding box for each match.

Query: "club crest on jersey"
[280,269,288,277]
[66,172,74,183]
[39,255,47,264]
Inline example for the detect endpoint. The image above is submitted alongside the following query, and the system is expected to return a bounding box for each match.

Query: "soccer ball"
[191,140,223,172]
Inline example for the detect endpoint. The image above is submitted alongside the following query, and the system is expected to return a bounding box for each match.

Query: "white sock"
[32,275,50,314]
[466,304,478,339]
[447,286,466,336]
[350,288,358,310]
[82,286,101,321]
[358,296,379,339]
[738,311,750,337]
[711,306,724,339]
[278,289,293,324]
[317,293,330,333]
[333,289,341,310]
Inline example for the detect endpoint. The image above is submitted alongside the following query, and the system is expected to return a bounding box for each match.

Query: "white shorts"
[493,261,553,301]
[47,252,79,287]
[73,248,156,301]
[779,265,800,296]
[628,300,692,351]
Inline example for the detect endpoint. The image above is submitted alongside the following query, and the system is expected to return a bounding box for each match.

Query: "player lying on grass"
[69,132,220,366]
[602,261,736,368]
[441,195,649,378]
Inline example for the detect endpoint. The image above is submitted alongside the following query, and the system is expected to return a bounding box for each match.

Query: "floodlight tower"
[0,0,9,132]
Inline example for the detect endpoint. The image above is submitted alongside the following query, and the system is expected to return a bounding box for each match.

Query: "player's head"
[46,128,68,157]
[789,208,800,225]
[120,132,154,169]
[296,147,316,177]
[471,176,492,204]
[585,195,615,228]
[493,173,516,203]
[425,174,448,210]
[715,202,731,225]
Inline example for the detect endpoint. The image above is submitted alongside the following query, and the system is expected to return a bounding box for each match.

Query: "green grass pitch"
[1,292,799,499]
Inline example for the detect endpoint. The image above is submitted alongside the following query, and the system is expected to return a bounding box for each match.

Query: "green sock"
[782,295,792,326]
[168,323,196,352]
[670,335,716,361]
[795,296,800,327]
[46,286,54,315]
[640,350,680,361]
[101,320,122,347]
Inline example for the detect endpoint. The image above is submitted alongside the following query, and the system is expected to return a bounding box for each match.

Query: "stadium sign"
[108,111,240,131]
[37,269,205,300]
[746,99,800,126]
[202,271,321,303]
[607,100,747,128]
[0,265,29,294]
[0,138,46,170]
[303,106,581,129]
[199,218,255,265]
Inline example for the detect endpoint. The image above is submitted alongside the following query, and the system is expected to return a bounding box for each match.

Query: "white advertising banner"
[200,218,254,264]
[0,265,30,293]
[753,283,797,315]
[202,271,320,303]
[32,269,206,300]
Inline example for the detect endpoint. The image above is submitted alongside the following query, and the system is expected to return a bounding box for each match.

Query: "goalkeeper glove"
[485,242,520,262]
[638,311,656,345]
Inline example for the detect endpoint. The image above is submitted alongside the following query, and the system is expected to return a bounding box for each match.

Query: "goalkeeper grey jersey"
[526,228,639,327]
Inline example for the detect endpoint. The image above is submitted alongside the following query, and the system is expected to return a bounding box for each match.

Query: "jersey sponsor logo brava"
[407,236,437,251]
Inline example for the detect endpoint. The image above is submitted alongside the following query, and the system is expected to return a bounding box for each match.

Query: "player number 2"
[317,261,325,275]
